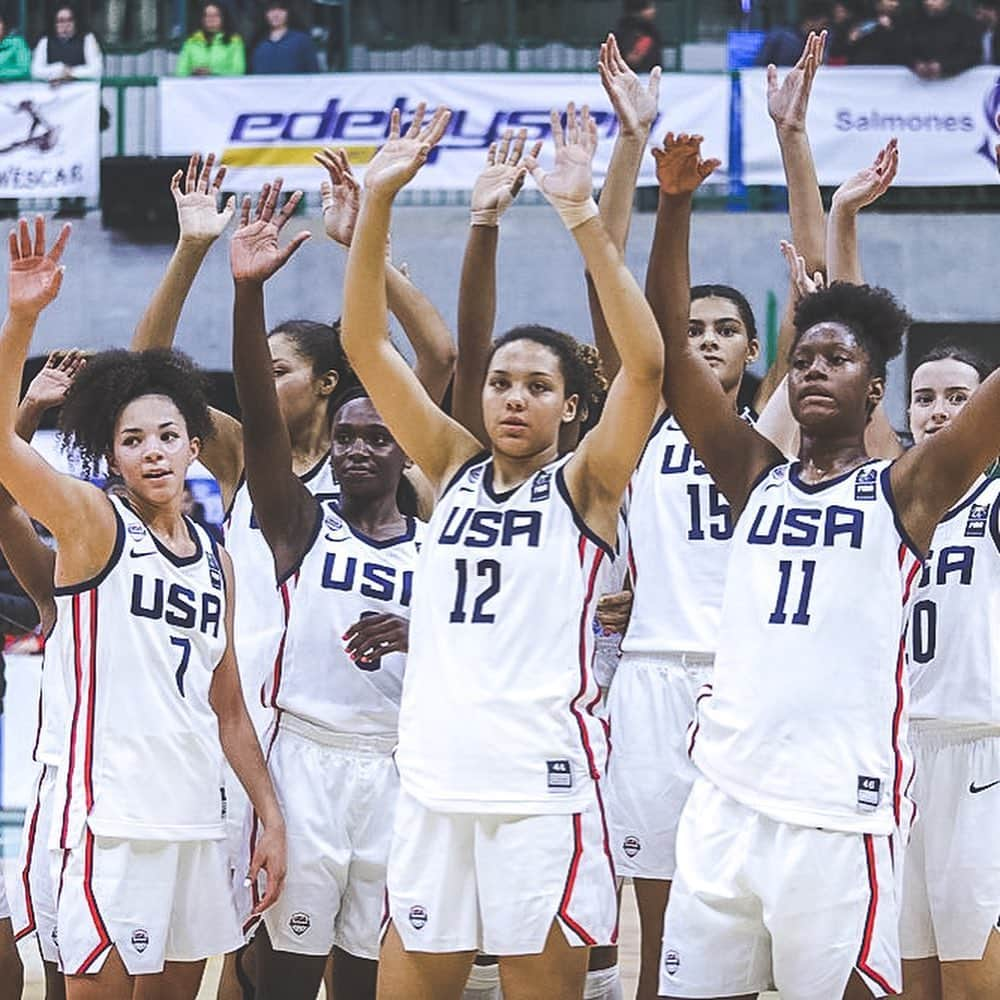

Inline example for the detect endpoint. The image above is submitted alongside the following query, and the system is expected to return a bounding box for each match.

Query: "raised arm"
[646,137,783,516]
[341,105,483,490]
[755,31,827,410]
[827,138,898,284]
[316,147,457,405]
[586,32,660,381]
[0,219,116,579]
[230,182,317,579]
[131,155,245,505]
[453,129,535,440]
[526,104,661,540]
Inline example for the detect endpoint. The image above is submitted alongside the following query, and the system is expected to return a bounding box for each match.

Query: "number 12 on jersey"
[769,559,816,626]
[450,558,501,624]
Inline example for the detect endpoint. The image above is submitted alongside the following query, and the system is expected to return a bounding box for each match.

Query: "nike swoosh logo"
[969,780,1000,794]
[130,548,156,558]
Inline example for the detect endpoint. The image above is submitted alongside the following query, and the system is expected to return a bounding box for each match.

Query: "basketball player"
[4,351,86,1000]
[341,101,662,999]
[898,343,1000,999]
[0,218,286,999]
[652,142,1000,999]
[228,183,423,1000]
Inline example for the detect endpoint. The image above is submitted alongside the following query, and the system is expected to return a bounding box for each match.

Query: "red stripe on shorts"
[74,829,112,974]
[856,834,894,995]
[558,812,596,946]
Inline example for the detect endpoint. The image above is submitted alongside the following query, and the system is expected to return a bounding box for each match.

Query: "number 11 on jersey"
[769,559,816,626]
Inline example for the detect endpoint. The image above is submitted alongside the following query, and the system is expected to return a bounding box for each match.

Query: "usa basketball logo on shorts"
[289,912,311,935]
[965,503,989,538]
[622,835,641,858]
[663,949,680,976]
[408,905,428,930]
[131,929,149,953]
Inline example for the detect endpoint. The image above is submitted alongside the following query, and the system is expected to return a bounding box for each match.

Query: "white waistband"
[279,712,398,754]
[620,650,715,671]
[910,719,1000,747]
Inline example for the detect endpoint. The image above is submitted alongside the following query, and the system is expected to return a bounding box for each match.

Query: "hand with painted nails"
[8,216,70,320]
[830,138,899,215]
[363,103,452,198]
[171,152,236,247]
[343,612,409,665]
[229,179,310,285]
[652,132,721,196]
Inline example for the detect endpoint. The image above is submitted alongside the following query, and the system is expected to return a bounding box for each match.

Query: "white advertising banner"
[159,73,730,190]
[740,66,1000,187]
[0,81,99,197]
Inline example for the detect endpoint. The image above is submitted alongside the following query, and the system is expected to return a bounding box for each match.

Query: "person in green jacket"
[0,14,31,81]
[176,2,246,77]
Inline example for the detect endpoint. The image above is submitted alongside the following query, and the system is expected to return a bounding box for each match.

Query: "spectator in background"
[105,0,158,44]
[828,1,859,63]
[848,0,905,64]
[756,1,831,67]
[176,2,246,76]
[614,0,663,74]
[31,4,102,83]
[181,481,223,542]
[0,11,30,80]
[903,0,980,79]
[250,0,318,74]
[975,1,1000,63]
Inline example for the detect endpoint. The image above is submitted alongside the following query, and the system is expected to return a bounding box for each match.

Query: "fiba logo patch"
[131,928,149,953]
[289,912,311,936]
[408,905,428,930]
[663,949,681,976]
[622,835,641,858]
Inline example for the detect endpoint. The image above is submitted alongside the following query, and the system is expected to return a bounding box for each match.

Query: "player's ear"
[561,392,579,425]
[746,338,761,364]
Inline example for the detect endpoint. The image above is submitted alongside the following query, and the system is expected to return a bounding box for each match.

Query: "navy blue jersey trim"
[300,452,333,487]
[744,460,787,500]
[276,502,323,587]
[939,475,996,523]
[555,466,615,560]
[789,458,879,494]
[483,462,521,504]
[990,491,1000,557]
[207,531,227,598]
[222,469,246,525]
[338,503,416,550]
[880,465,926,562]
[53,501,126,596]
[440,451,490,500]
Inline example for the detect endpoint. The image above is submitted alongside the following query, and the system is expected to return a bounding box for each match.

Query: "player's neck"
[338,491,406,541]
[124,492,194,553]
[289,417,331,477]
[490,442,559,494]
[795,432,870,485]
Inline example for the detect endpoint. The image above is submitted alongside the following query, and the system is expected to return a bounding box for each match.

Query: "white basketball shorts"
[11,764,59,963]
[56,829,241,976]
[605,652,712,879]
[900,722,1000,962]
[660,777,902,999]
[257,715,397,960]
[386,783,618,956]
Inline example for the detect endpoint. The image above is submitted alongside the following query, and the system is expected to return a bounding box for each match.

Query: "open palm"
[767,30,826,133]
[172,152,235,245]
[316,148,361,246]
[8,217,70,319]
[652,133,721,196]
[364,103,452,196]
[832,139,898,212]
[527,104,598,207]
[599,33,660,136]
[230,180,309,284]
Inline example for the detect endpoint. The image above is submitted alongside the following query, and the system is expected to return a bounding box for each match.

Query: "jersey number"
[171,636,192,696]
[769,559,816,626]
[911,599,937,664]
[450,558,501,624]
[686,483,733,541]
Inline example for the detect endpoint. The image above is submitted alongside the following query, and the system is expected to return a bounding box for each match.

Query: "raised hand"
[781,239,825,303]
[831,138,899,214]
[230,180,310,285]
[651,132,721,196]
[526,103,599,227]
[598,32,661,138]
[316,147,361,247]
[24,349,86,410]
[470,128,539,227]
[767,30,826,133]
[8,216,70,320]
[171,152,236,247]
[364,103,452,198]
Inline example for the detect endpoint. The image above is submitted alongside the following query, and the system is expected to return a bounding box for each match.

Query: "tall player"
[899,343,1000,999]
[653,144,1000,998]
[0,218,286,999]
[5,351,86,1000]
[229,183,423,1000]
[341,103,662,1000]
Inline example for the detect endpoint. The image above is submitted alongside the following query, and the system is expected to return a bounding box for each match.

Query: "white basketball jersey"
[398,453,610,814]
[264,498,423,736]
[52,495,229,847]
[622,412,748,655]
[224,456,337,732]
[690,461,922,835]
[33,613,69,766]
[908,474,1000,724]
